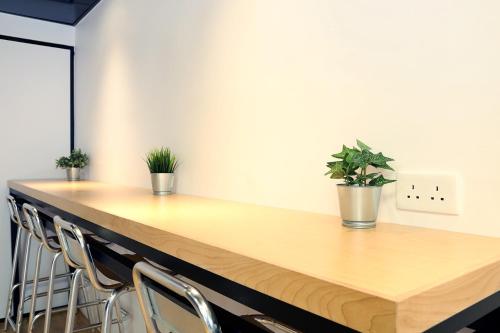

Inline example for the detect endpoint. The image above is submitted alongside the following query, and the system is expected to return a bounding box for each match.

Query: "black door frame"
[0,34,75,152]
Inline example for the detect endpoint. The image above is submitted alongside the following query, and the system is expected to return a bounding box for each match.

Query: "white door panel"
[0,38,71,316]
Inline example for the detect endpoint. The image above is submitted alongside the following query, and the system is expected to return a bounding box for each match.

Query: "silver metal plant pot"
[66,167,81,181]
[151,173,174,195]
[337,184,382,229]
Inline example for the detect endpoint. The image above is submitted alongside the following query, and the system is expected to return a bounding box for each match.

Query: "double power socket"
[396,172,461,215]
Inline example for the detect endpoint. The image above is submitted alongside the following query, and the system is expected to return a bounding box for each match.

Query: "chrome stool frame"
[3,195,28,332]
[132,261,222,333]
[54,215,131,333]
[4,195,91,332]
[2,197,73,332]
[23,204,98,333]
[2,200,89,333]
[23,203,68,333]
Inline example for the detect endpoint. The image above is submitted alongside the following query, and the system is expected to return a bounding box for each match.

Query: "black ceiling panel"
[0,0,101,26]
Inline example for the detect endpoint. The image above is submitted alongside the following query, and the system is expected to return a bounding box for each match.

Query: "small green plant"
[325,139,396,186]
[146,147,178,173]
[55,149,89,169]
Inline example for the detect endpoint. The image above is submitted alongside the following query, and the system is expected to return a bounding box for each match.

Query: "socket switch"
[396,172,461,215]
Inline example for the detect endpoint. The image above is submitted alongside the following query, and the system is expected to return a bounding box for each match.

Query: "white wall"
[0,12,74,45]
[75,0,500,237]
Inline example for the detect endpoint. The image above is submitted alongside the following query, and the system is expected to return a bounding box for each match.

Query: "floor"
[1,311,95,333]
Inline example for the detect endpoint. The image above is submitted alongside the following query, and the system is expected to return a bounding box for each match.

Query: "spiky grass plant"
[146,147,178,173]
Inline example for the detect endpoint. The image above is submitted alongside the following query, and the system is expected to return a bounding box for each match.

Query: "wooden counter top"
[8,179,500,332]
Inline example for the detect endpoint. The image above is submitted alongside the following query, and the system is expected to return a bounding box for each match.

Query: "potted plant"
[146,147,178,195]
[325,140,395,229]
[55,149,90,181]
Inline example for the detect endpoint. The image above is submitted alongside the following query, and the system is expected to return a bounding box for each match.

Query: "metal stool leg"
[43,251,63,333]
[79,274,93,324]
[3,226,22,331]
[114,297,126,333]
[90,282,103,324]
[15,232,32,332]
[64,269,83,333]
[27,242,44,332]
[102,286,130,333]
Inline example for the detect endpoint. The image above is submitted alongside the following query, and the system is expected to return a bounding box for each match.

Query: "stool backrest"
[133,261,222,333]
[54,215,109,292]
[22,203,59,252]
[7,195,26,229]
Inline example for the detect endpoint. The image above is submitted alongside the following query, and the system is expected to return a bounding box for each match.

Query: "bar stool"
[3,198,72,332]
[53,215,132,333]
[132,260,222,333]
[22,204,96,333]
[3,195,29,331]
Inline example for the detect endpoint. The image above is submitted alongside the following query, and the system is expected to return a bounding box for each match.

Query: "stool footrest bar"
[10,271,74,292]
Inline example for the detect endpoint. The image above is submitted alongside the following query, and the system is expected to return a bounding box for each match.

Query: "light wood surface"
[8,179,500,332]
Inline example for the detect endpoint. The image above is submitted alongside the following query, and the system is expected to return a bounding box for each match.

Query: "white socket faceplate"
[396,172,461,215]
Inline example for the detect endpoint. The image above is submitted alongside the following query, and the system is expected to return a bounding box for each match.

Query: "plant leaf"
[345,176,356,185]
[146,147,178,173]
[325,140,396,185]
[325,161,345,179]
[370,152,394,170]
[356,139,371,151]
[332,145,350,159]
[55,149,89,169]
[369,175,397,186]
[351,149,373,169]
